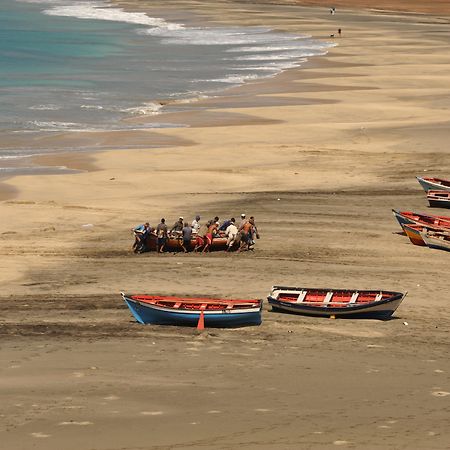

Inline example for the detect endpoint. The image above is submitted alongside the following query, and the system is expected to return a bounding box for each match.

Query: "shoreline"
[1,2,450,449]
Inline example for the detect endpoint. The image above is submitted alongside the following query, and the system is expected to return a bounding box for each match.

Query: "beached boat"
[427,190,450,209]
[144,234,228,252]
[416,176,450,193]
[267,286,406,319]
[420,231,450,252]
[121,293,262,327]
[392,209,450,229]
[401,223,448,246]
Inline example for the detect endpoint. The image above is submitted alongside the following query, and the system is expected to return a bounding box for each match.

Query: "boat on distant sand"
[145,234,228,252]
[420,231,450,252]
[416,176,450,193]
[267,286,407,319]
[427,190,450,209]
[402,223,448,246]
[392,209,450,229]
[121,293,262,327]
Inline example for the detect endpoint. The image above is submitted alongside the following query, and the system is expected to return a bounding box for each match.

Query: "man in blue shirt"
[132,222,152,253]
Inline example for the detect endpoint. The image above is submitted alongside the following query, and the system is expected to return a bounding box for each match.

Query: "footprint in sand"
[207,410,221,414]
[31,432,51,438]
[140,411,163,416]
[434,369,444,373]
[431,391,450,397]
[254,408,271,412]
[72,372,85,378]
[333,441,351,446]
[104,395,119,401]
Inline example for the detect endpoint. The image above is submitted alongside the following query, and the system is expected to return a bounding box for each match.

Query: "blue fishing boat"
[268,286,407,319]
[121,293,262,327]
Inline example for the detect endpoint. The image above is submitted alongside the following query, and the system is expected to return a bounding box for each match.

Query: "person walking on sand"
[181,222,192,253]
[156,218,168,253]
[338,28,342,36]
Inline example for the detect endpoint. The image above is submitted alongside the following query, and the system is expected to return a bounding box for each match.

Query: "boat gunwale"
[121,293,262,313]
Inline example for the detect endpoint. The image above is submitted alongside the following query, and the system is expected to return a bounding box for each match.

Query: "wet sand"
[1,1,450,449]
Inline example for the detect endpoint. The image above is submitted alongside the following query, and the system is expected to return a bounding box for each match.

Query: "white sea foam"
[196,74,262,85]
[120,102,163,115]
[29,104,61,111]
[232,51,325,61]
[80,104,104,110]
[25,120,81,130]
[142,27,299,46]
[43,1,183,31]
[227,44,309,53]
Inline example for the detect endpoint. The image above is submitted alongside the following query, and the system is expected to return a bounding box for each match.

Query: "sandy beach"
[1,1,450,448]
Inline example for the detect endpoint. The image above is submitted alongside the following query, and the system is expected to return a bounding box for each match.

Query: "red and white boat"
[392,209,450,229]
[268,286,406,319]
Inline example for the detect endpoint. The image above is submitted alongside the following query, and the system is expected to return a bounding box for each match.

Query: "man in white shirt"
[225,218,238,251]
[191,215,201,233]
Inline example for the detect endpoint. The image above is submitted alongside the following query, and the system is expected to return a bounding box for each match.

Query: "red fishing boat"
[416,176,450,193]
[144,234,228,252]
[392,209,450,229]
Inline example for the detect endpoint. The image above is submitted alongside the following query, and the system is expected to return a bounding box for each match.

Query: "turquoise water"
[0,0,333,168]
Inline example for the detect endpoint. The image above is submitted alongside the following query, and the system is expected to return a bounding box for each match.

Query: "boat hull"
[427,191,450,209]
[402,224,426,246]
[124,298,262,327]
[421,232,450,252]
[268,287,406,320]
[428,199,450,208]
[145,234,228,252]
[392,209,450,229]
[417,176,450,193]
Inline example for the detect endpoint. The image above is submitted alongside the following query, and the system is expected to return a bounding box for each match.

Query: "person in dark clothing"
[219,218,233,231]
[132,222,152,253]
[171,217,184,236]
[156,218,168,253]
[181,222,193,253]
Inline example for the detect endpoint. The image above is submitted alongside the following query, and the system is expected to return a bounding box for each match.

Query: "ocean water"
[0,0,334,169]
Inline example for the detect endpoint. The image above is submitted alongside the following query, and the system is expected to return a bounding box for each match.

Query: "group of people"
[132,213,259,254]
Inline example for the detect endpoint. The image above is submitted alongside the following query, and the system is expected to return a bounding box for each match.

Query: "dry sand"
[1,1,449,449]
